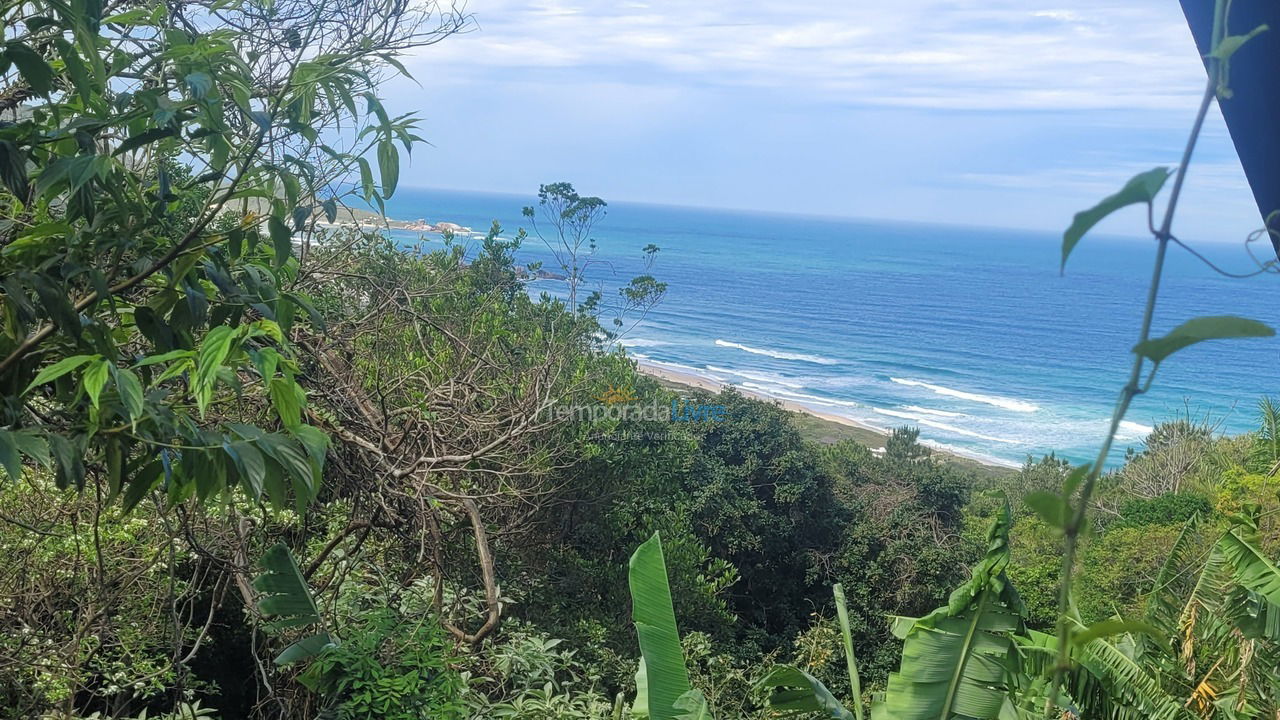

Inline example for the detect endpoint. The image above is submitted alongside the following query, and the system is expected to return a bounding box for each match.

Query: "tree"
[0,0,467,713]
[522,181,666,333]
[0,0,467,506]
[523,182,607,309]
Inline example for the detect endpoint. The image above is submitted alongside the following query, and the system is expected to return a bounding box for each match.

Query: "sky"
[384,1,1264,242]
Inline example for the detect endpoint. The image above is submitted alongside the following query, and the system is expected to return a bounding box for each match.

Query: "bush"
[1114,492,1212,528]
[300,607,464,720]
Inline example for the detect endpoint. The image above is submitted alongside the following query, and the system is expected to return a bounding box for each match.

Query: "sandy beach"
[637,361,884,433]
[635,360,1014,475]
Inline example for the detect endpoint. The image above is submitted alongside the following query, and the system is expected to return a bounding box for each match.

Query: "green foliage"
[823,435,975,682]
[873,505,1023,720]
[1076,524,1185,623]
[0,0,427,512]
[685,390,846,639]
[629,533,694,720]
[1114,493,1211,529]
[757,665,853,720]
[462,621,616,719]
[253,543,334,666]
[300,607,463,720]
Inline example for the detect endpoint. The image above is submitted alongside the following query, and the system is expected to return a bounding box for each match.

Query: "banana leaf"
[629,533,693,720]
[872,503,1024,720]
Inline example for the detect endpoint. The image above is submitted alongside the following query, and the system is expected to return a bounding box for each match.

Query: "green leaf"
[253,543,321,630]
[256,433,317,509]
[0,430,20,481]
[9,430,49,469]
[357,157,375,201]
[284,292,325,331]
[758,665,854,720]
[275,632,336,666]
[1219,521,1280,606]
[1025,624,1190,720]
[629,533,691,720]
[82,357,109,408]
[249,347,280,381]
[184,71,213,99]
[268,215,292,270]
[833,584,865,720]
[114,126,178,155]
[226,439,266,499]
[322,197,338,223]
[1023,490,1067,530]
[48,433,85,490]
[377,139,399,197]
[114,367,145,422]
[1061,167,1170,273]
[1209,24,1269,62]
[195,326,236,416]
[30,274,81,339]
[1133,315,1274,364]
[634,658,650,718]
[873,504,1022,720]
[0,141,30,198]
[249,110,272,131]
[57,39,92,104]
[1071,618,1163,648]
[672,689,715,720]
[24,354,94,394]
[132,349,194,367]
[121,459,164,513]
[101,8,153,24]
[6,43,53,95]
[269,377,304,429]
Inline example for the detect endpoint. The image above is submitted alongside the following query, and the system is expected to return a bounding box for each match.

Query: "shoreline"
[635,360,1017,475]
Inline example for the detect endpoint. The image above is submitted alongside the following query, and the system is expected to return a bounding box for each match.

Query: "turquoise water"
[380,187,1280,468]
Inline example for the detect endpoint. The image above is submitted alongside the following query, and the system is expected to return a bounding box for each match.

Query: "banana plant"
[629,532,862,720]
[757,583,866,720]
[1139,509,1280,717]
[628,532,713,720]
[253,542,337,666]
[871,503,1025,720]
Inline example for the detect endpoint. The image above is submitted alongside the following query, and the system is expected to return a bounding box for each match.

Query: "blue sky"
[385,1,1263,242]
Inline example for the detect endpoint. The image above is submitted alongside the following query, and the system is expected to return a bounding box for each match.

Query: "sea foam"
[902,405,965,418]
[1118,420,1155,439]
[715,339,839,365]
[706,365,804,389]
[739,382,861,408]
[920,440,1022,469]
[621,337,671,348]
[872,408,1018,444]
[890,377,1038,413]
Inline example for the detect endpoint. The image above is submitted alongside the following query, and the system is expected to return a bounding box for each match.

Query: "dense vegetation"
[1,0,1280,718]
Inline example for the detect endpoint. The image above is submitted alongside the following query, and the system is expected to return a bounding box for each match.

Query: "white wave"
[706,365,804,389]
[740,382,861,408]
[640,358,711,376]
[902,405,965,418]
[920,440,1022,469]
[630,352,650,360]
[621,337,671,348]
[872,408,1019,444]
[714,339,839,365]
[1119,420,1154,436]
[890,377,1038,413]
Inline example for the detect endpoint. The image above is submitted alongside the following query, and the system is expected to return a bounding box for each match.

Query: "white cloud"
[409,0,1209,111]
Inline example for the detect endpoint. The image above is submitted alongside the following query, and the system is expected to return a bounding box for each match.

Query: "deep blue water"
[378,187,1280,468]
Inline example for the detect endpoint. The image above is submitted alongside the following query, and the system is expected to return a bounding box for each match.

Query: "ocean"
[378,187,1280,468]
